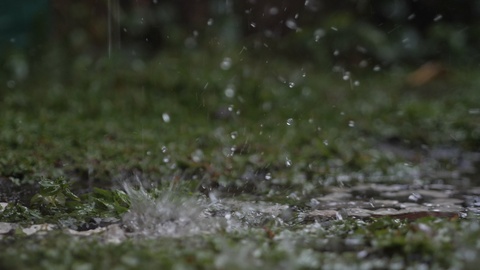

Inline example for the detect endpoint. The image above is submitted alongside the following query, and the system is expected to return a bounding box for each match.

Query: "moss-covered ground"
[1,50,479,269]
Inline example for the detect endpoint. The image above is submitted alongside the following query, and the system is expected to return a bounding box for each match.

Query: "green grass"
[1,49,480,269]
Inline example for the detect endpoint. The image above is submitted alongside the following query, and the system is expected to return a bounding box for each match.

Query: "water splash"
[122,183,223,237]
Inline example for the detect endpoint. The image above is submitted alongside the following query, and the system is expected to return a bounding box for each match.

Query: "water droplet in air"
[269,7,279,15]
[207,18,214,26]
[265,173,272,180]
[224,85,235,98]
[286,118,294,126]
[333,50,340,56]
[353,80,360,86]
[161,146,168,153]
[162,113,170,123]
[285,19,298,30]
[373,65,381,72]
[288,82,295,88]
[250,22,256,28]
[314,28,325,42]
[348,120,355,127]
[433,14,443,22]
[285,157,292,167]
[230,131,238,139]
[220,57,232,70]
[342,72,350,80]
[408,14,415,20]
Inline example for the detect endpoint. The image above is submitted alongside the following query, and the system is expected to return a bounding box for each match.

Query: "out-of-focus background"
[2,0,480,83]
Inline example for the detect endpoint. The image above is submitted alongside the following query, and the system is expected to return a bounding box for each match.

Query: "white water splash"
[122,184,224,237]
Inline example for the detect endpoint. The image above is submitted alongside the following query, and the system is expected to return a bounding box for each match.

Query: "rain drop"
[265,173,272,180]
[285,19,298,30]
[353,80,360,86]
[286,118,294,126]
[207,18,214,26]
[224,85,235,98]
[220,57,232,70]
[285,157,292,167]
[161,146,168,153]
[314,28,325,42]
[373,65,381,72]
[230,131,238,139]
[162,113,171,123]
[433,14,443,22]
[348,120,355,128]
[250,22,256,28]
[288,82,295,88]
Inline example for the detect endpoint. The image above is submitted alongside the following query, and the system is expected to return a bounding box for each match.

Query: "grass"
[0,48,480,269]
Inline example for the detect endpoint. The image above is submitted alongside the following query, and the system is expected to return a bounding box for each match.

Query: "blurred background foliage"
[1,0,480,83]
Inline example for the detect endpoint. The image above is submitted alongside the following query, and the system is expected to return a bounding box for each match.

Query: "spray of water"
[122,183,225,237]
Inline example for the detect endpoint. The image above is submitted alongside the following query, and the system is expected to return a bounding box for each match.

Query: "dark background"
[1,0,480,81]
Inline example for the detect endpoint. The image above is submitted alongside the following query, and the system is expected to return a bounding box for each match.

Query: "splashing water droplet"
[288,82,295,88]
[162,113,170,123]
[265,173,272,180]
[348,120,355,128]
[285,157,292,167]
[286,118,294,126]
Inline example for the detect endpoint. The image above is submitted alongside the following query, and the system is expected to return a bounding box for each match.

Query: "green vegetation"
[1,49,480,269]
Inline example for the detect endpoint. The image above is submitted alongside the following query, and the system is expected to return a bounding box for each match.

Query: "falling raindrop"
[161,146,168,153]
[162,113,171,123]
[286,118,294,126]
[314,28,325,42]
[224,85,235,98]
[342,72,350,81]
[288,82,295,88]
[230,131,238,139]
[353,80,360,86]
[207,18,214,26]
[265,173,272,180]
[220,57,232,70]
[433,14,443,22]
[373,65,381,72]
[348,120,355,128]
[6,80,16,88]
[408,14,416,20]
[331,27,338,31]
[285,19,298,30]
[269,7,279,15]
[250,22,256,28]
[285,157,292,167]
